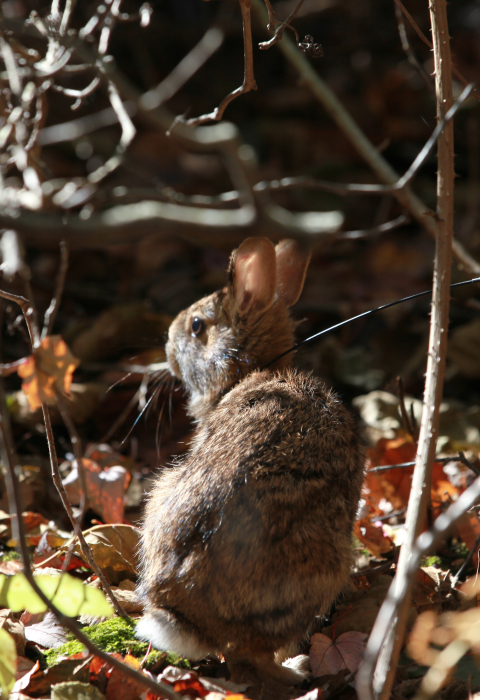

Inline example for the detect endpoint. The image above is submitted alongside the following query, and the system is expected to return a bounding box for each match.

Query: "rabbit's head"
[166,237,310,422]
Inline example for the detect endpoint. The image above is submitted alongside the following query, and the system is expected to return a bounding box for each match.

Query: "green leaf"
[0,628,16,697]
[0,573,114,617]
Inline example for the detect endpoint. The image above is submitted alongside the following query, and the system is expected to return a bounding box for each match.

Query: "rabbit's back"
[140,368,364,654]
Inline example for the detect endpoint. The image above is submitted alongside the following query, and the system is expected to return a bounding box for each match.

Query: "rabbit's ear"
[228,238,277,315]
[275,240,311,307]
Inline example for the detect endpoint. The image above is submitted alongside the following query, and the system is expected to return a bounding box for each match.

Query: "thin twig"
[397,376,415,438]
[392,0,480,102]
[258,0,306,50]
[369,457,451,473]
[337,214,409,240]
[138,26,224,111]
[255,83,473,197]
[41,400,130,618]
[183,0,257,125]
[457,451,480,477]
[0,289,39,346]
[0,380,182,700]
[55,390,88,529]
[451,528,480,586]
[42,240,69,339]
[394,1,434,93]
[358,0,457,695]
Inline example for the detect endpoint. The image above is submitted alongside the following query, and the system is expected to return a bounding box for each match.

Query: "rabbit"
[137,237,365,689]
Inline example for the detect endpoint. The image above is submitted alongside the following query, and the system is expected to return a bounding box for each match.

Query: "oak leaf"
[17,336,79,410]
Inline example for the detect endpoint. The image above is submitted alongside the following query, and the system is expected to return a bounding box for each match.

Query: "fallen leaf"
[51,680,106,700]
[310,631,367,677]
[106,657,145,700]
[17,335,80,410]
[11,659,39,695]
[0,559,23,575]
[62,459,130,524]
[0,627,17,697]
[0,609,25,655]
[15,656,35,682]
[24,611,67,648]
[17,657,90,696]
[65,524,140,583]
[354,518,394,557]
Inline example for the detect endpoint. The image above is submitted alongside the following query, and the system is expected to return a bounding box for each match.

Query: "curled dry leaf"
[16,656,90,696]
[65,524,140,583]
[17,336,80,411]
[310,630,367,678]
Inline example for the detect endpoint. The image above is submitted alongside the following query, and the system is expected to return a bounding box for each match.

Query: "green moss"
[44,617,190,668]
[421,555,442,567]
[45,640,85,666]
[455,542,470,558]
[144,650,191,671]
[0,551,21,562]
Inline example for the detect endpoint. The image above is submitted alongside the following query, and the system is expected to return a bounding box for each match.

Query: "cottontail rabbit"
[137,238,364,688]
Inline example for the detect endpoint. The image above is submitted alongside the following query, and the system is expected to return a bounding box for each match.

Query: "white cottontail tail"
[137,238,364,688]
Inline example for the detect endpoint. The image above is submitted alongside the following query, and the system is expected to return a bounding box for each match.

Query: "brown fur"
[138,238,365,688]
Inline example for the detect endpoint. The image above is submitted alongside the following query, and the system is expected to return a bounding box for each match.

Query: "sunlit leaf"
[0,573,113,617]
[0,627,17,697]
[17,335,80,410]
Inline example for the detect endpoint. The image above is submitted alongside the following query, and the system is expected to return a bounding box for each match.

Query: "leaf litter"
[2,323,480,700]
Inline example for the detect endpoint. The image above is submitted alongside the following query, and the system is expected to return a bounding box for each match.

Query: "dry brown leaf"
[310,630,367,678]
[17,336,79,410]
[354,518,394,557]
[65,524,140,583]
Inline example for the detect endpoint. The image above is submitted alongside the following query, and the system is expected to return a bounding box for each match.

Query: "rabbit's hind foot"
[136,609,211,661]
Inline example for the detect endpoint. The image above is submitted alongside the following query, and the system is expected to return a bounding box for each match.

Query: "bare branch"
[182,0,257,126]
[139,26,224,111]
[258,0,306,50]
[394,1,433,93]
[42,240,68,338]
[338,214,410,240]
[52,75,101,110]
[392,0,480,102]
[255,83,473,196]
[358,0,457,695]
[87,81,136,184]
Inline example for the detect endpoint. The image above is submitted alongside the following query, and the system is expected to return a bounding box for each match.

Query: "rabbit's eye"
[191,317,205,337]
